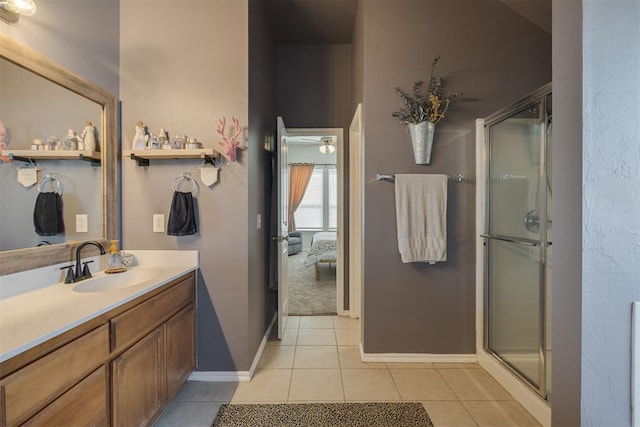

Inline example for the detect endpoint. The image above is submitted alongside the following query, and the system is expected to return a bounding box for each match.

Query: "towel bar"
[376,173,465,182]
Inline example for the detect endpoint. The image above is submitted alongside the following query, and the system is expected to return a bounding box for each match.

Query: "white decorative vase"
[408,121,435,165]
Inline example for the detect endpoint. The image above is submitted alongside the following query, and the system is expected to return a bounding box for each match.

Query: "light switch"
[76,214,88,233]
[257,214,262,229]
[153,214,165,233]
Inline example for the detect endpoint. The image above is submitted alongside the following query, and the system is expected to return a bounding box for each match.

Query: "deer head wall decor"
[216,116,241,163]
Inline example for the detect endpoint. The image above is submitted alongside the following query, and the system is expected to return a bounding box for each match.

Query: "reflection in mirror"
[0,33,116,275]
[0,58,103,251]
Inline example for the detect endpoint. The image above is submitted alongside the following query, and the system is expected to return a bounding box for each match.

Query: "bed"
[304,231,337,280]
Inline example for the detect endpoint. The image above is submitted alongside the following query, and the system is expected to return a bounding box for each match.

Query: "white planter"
[408,121,435,164]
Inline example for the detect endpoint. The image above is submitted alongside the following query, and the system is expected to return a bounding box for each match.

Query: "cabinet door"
[112,327,165,427]
[22,367,108,427]
[165,304,195,398]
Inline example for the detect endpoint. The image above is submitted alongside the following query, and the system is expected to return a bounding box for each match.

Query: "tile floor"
[155,315,541,426]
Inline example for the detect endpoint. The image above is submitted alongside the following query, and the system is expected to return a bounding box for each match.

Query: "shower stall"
[477,83,552,409]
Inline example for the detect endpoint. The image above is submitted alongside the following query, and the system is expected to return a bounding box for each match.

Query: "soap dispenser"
[106,240,124,273]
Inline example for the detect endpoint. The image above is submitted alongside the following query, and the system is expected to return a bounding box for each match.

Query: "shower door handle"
[480,234,539,247]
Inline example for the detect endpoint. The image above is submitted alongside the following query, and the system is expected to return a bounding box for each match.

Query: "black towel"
[167,191,197,236]
[33,192,65,236]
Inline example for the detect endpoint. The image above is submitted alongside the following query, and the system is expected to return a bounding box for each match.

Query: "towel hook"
[37,173,62,194]
[172,172,199,195]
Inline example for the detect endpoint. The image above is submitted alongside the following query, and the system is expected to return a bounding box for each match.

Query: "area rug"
[212,402,433,427]
[287,251,336,315]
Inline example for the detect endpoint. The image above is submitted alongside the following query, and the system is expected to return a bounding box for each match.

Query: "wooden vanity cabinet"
[0,271,195,427]
[109,275,195,426]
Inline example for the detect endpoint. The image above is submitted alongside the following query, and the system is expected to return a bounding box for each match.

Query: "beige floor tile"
[434,363,481,369]
[288,369,344,401]
[286,316,301,329]
[266,328,298,346]
[463,401,541,427]
[342,369,401,401]
[293,346,339,368]
[257,346,295,369]
[299,316,334,329]
[387,362,435,369]
[390,368,457,401]
[337,346,387,369]
[335,328,360,345]
[230,369,291,403]
[422,401,477,427]
[438,369,512,401]
[333,316,359,329]
[297,328,336,345]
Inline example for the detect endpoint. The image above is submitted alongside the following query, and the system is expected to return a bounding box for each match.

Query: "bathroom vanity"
[0,251,198,427]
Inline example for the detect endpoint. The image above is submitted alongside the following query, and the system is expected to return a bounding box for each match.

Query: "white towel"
[395,174,447,263]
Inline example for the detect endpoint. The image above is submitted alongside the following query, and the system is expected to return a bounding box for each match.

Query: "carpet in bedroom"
[212,402,433,427]
[287,250,336,315]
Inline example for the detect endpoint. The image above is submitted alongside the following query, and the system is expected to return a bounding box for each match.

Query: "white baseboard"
[188,312,277,383]
[189,371,252,382]
[359,343,477,363]
[478,350,551,427]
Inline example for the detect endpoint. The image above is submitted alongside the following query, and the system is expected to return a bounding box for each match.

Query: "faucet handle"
[82,260,94,279]
[60,265,75,284]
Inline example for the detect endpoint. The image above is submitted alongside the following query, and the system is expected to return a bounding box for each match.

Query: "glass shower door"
[485,100,549,396]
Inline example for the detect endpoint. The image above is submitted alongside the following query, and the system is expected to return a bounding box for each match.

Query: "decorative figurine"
[216,116,241,163]
[81,121,97,152]
[132,121,149,150]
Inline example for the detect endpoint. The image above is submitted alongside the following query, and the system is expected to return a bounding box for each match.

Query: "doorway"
[283,127,344,316]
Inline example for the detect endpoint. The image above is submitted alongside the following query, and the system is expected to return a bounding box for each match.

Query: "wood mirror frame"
[0,33,116,275]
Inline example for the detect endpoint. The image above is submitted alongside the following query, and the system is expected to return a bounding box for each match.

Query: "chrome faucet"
[74,241,106,281]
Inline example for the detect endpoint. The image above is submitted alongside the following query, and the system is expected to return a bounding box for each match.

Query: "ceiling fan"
[297,136,336,154]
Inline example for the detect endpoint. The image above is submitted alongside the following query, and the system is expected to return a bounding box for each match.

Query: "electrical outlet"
[153,214,165,233]
[76,214,88,233]
[257,214,262,229]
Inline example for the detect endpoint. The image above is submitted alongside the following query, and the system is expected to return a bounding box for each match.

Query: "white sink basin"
[73,270,156,293]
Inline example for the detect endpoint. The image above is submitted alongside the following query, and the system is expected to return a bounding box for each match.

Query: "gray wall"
[276,45,352,132]
[120,0,252,371]
[248,0,277,364]
[551,1,582,425]
[358,0,551,354]
[580,0,640,423]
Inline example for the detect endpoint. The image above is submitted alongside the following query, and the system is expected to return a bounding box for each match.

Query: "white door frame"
[284,127,346,316]
[348,104,363,319]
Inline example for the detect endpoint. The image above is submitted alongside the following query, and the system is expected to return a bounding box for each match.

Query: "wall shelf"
[123,148,220,167]
[2,149,101,165]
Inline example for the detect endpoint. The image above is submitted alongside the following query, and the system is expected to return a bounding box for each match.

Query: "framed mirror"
[0,33,116,275]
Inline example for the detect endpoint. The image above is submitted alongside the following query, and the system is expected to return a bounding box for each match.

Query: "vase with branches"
[392,57,461,164]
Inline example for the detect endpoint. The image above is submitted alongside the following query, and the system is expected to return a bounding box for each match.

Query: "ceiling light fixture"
[318,141,336,154]
[0,0,36,24]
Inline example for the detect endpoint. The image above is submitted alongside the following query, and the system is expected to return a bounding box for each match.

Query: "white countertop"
[0,250,198,364]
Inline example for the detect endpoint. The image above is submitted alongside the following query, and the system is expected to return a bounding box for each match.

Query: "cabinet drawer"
[0,324,109,427]
[22,366,108,427]
[111,276,193,352]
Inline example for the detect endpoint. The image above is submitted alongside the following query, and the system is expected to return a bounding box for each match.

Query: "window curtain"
[288,163,315,232]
